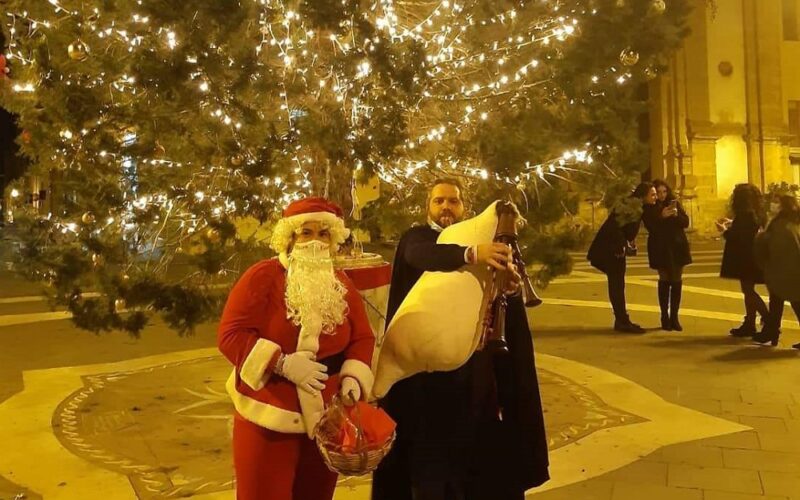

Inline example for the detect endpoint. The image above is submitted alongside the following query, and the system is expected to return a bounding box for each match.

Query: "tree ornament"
[206,228,221,243]
[230,154,244,167]
[92,253,104,266]
[620,48,640,66]
[81,212,96,224]
[68,40,90,61]
[153,141,166,158]
[644,66,658,80]
[648,0,667,15]
[0,54,9,79]
[117,126,138,146]
[21,130,31,144]
[114,298,126,312]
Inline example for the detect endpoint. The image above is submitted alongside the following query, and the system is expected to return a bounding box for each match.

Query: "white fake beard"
[285,240,348,335]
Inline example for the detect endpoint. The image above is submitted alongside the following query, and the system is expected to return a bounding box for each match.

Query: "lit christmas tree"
[0,0,690,334]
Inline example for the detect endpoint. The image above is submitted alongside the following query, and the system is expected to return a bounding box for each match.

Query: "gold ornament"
[81,212,96,224]
[230,154,244,167]
[114,298,126,312]
[620,48,640,66]
[644,66,658,80]
[206,228,221,243]
[117,126,139,146]
[648,0,667,15]
[68,40,90,61]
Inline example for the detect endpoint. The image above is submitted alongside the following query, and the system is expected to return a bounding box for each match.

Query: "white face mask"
[290,239,331,261]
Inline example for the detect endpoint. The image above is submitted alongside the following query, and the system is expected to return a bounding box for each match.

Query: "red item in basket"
[338,402,396,452]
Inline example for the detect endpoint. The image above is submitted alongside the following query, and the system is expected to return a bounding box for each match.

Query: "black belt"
[320,352,346,375]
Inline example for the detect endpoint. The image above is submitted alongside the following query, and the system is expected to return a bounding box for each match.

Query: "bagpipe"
[372,200,541,398]
[477,201,542,353]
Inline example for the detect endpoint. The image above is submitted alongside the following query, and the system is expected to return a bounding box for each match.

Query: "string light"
[1,0,643,257]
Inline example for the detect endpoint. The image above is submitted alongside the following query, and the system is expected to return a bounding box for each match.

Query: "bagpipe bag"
[372,201,499,398]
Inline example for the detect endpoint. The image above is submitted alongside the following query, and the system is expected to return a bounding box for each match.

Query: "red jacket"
[218,258,375,435]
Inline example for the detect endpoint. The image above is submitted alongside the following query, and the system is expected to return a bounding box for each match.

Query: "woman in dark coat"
[642,180,692,331]
[752,195,800,348]
[719,183,768,337]
[587,182,657,333]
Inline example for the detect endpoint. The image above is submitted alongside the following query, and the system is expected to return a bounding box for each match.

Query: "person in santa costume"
[218,197,375,500]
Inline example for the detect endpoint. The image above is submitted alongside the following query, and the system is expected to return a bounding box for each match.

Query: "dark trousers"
[740,280,768,323]
[767,294,800,331]
[606,261,628,321]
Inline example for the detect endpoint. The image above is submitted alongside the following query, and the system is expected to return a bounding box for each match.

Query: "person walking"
[587,182,657,333]
[719,184,768,338]
[753,194,800,348]
[642,179,692,331]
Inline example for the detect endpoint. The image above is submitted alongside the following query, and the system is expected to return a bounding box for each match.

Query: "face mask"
[291,239,331,260]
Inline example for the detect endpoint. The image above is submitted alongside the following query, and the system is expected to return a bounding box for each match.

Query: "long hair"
[652,179,676,203]
[777,195,800,224]
[730,183,764,223]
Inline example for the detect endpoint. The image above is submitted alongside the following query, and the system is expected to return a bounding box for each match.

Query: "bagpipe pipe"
[372,200,541,398]
[477,201,542,353]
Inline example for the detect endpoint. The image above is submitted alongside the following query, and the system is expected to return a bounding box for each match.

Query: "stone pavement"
[1,242,799,499]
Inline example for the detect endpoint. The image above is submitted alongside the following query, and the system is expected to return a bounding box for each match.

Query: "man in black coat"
[371,179,550,500]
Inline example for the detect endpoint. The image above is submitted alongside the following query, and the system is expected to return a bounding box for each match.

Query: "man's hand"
[504,263,522,296]
[476,243,512,271]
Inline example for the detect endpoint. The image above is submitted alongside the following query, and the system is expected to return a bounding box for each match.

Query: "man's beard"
[285,240,349,335]
[433,210,460,228]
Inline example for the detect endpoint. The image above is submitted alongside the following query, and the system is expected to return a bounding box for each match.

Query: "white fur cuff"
[240,338,282,391]
[341,359,374,400]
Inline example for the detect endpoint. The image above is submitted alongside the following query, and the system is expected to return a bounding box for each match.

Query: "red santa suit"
[218,198,375,500]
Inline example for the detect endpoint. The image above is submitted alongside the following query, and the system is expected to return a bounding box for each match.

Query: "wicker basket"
[314,396,395,476]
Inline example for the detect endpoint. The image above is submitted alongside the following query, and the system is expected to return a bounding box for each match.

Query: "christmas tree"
[1,0,691,334]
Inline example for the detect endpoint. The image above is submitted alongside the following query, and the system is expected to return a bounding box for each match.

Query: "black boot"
[730,317,757,337]
[658,281,671,331]
[614,315,646,333]
[670,281,683,332]
[753,327,780,346]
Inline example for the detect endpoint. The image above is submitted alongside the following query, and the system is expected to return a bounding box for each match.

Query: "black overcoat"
[372,225,550,500]
[642,201,692,271]
[586,211,641,274]
[720,211,764,282]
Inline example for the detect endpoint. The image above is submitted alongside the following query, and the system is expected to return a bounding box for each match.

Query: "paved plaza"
[1,241,799,500]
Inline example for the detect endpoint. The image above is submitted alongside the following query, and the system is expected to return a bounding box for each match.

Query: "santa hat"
[270,197,350,260]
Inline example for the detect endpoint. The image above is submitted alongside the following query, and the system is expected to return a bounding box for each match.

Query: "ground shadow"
[710,346,800,362]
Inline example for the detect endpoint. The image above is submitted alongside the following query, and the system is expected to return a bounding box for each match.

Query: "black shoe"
[660,315,672,331]
[671,317,683,332]
[753,328,779,346]
[730,321,757,337]
[615,321,646,334]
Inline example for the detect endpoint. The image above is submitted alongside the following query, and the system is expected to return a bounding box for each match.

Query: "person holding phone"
[642,180,692,331]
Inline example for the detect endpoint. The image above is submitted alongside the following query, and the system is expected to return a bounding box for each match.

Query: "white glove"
[340,376,361,405]
[279,351,328,394]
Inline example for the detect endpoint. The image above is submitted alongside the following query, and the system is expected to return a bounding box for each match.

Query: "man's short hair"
[428,177,465,202]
